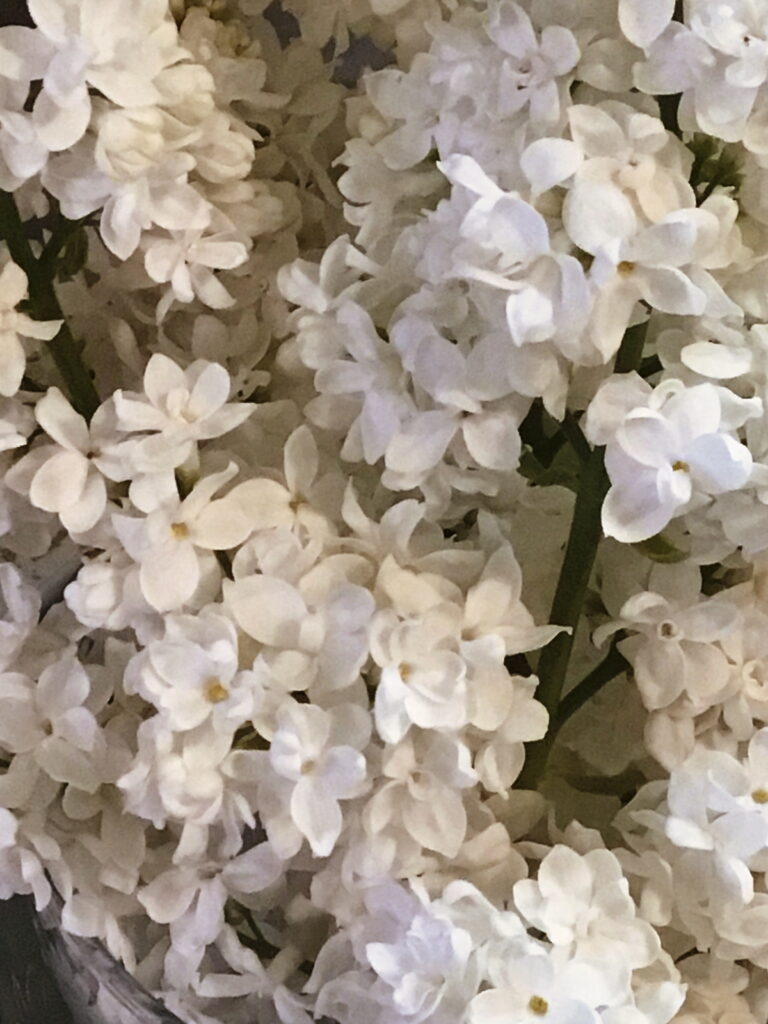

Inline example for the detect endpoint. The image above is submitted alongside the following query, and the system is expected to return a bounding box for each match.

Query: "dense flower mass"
[4,0,768,1022]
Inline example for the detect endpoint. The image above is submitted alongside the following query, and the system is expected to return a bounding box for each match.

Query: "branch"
[551,643,629,738]
[515,324,646,790]
[0,190,100,421]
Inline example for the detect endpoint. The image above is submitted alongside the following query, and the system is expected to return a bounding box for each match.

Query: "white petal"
[284,425,318,496]
[563,182,637,254]
[487,1,536,57]
[100,194,141,261]
[291,777,342,857]
[619,0,675,48]
[15,313,62,342]
[402,783,466,857]
[144,353,187,408]
[190,266,235,310]
[521,138,582,195]
[680,342,752,379]
[36,736,99,792]
[29,449,88,512]
[37,658,89,717]
[224,576,307,647]
[0,261,29,308]
[190,240,248,271]
[317,746,367,800]
[223,843,284,894]
[229,478,292,530]
[139,868,196,924]
[33,87,91,151]
[88,67,160,109]
[0,332,26,397]
[636,266,706,315]
[462,411,521,470]
[140,541,200,612]
[375,672,411,744]
[190,494,254,550]
[55,707,99,751]
[686,433,752,493]
[185,360,231,419]
[385,411,456,476]
[35,387,89,450]
[0,27,54,81]
[59,471,106,533]
[567,105,625,158]
[601,478,678,543]
[438,154,503,199]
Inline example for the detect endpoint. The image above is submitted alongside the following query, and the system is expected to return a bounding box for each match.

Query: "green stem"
[516,324,646,790]
[516,446,609,788]
[0,190,99,421]
[561,410,590,464]
[550,643,629,738]
[39,213,91,277]
[613,321,648,373]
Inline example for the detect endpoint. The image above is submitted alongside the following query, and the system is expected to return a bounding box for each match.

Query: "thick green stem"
[516,447,609,788]
[561,410,590,465]
[516,324,646,790]
[0,191,99,421]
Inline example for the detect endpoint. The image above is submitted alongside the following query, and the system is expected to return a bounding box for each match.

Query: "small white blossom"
[588,377,759,543]
[259,701,370,858]
[112,353,254,471]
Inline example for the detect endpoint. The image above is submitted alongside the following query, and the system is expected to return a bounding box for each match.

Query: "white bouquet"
[1,0,768,1022]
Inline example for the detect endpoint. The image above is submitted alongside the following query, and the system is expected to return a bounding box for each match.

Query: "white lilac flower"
[144,227,249,320]
[312,880,482,1024]
[228,424,337,539]
[258,701,370,858]
[43,138,213,261]
[567,204,727,360]
[664,731,768,903]
[371,605,469,743]
[26,0,186,152]
[0,657,103,793]
[138,842,283,974]
[118,717,260,834]
[112,353,254,471]
[224,558,375,695]
[469,951,605,1024]
[594,590,738,713]
[566,101,694,222]
[363,892,476,1024]
[113,463,254,612]
[364,732,477,860]
[635,1,768,149]
[5,387,131,534]
[438,154,591,356]
[124,606,259,734]
[513,846,661,973]
[587,377,759,543]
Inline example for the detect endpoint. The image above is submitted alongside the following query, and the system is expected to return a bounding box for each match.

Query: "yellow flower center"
[617,260,635,276]
[528,996,549,1016]
[171,521,190,539]
[752,788,768,804]
[671,460,690,472]
[204,678,229,703]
